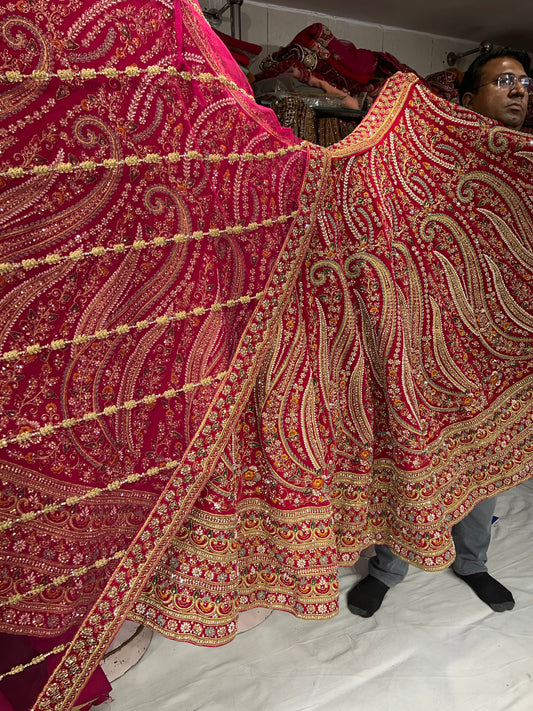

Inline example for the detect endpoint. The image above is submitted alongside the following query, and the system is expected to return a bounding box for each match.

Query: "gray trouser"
[368,497,497,587]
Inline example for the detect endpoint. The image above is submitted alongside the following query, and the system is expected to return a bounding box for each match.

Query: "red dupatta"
[0,1,532,708]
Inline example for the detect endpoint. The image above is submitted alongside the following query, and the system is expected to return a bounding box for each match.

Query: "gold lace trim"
[0,458,181,533]
[0,212,299,275]
[0,645,68,682]
[0,143,305,181]
[3,65,246,95]
[0,551,126,607]
[2,291,263,363]
[0,371,228,449]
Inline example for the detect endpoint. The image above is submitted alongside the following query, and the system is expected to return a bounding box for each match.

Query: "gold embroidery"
[0,645,68,682]
[0,144,307,181]
[0,458,181,533]
[0,372,228,449]
[1,292,264,362]
[0,212,299,275]
[3,64,250,99]
[0,551,126,607]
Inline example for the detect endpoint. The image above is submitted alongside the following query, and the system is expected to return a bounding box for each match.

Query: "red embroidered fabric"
[255,23,377,95]
[1,1,532,708]
[290,23,377,82]
[254,23,424,103]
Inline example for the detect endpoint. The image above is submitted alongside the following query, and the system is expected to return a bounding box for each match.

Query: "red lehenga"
[0,1,532,709]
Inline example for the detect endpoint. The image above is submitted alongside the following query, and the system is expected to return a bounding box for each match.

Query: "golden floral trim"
[0,551,126,608]
[0,143,306,181]
[2,291,264,363]
[0,211,300,275]
[2,64,249,97]
[0,372,228,449]
[0,458,181,533]
[0,644,68,682]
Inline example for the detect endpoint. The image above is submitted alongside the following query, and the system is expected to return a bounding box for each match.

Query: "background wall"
[208,1,479,78]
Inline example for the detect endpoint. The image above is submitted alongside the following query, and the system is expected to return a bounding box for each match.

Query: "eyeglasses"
[476,72,532,92]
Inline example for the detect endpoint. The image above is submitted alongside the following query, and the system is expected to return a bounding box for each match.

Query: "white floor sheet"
[109,478,533,711]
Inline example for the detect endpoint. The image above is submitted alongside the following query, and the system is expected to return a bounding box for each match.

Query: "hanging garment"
[255,23,377,96]
[0,1,532,709]
[254,23,424,106]
[425,67,462,102]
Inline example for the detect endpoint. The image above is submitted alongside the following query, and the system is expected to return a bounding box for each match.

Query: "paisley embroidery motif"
[0,1,532,708]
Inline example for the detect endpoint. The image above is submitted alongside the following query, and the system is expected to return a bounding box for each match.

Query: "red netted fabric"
[1,1,532,708]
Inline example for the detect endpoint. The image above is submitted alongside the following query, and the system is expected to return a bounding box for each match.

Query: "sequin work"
[0,1,532,709]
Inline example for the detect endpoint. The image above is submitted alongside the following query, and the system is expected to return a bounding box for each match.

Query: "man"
[347,46,531,619]
[460,47,530,129]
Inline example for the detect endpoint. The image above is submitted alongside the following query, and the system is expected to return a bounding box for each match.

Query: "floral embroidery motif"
[0,1,532,709]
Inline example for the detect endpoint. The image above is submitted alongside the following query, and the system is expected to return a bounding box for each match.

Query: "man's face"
[462,57,529,130]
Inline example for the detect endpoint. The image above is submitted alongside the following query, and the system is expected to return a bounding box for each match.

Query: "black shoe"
[347,575,390,617]
[454,571,515,612]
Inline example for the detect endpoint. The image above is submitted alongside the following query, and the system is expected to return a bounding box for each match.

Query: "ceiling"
[257,0,533,53]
